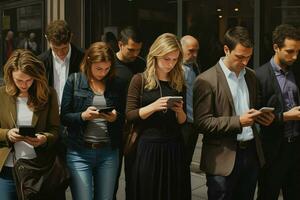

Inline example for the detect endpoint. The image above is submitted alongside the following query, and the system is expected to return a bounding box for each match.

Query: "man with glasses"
[39,20,84,107]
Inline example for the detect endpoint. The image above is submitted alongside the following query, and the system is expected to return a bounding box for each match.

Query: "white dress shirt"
[52,44,71,106]
[219,58,254,141]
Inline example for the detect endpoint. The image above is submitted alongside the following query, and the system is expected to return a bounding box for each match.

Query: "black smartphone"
[19,126,35,137]
[97,106,115,114]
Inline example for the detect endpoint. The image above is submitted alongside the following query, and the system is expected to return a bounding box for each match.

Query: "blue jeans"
[0,167,17,200]
[66,145,119,200]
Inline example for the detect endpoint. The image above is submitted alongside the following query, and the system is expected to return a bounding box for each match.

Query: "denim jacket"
[60,72,126,149]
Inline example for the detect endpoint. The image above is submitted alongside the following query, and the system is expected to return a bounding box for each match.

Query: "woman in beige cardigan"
[0,49,59,200]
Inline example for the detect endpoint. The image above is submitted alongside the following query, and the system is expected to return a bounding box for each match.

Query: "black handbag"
[12,153,70,200]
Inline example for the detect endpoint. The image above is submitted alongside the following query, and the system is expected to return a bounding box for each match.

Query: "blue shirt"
[183,63,197,123]
[219,58,254,141]
[270,57,300,138]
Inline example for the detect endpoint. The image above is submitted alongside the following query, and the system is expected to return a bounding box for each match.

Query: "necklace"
[90,80,105,94]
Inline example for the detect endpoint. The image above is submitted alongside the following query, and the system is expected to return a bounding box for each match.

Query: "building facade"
[1,0,300,69]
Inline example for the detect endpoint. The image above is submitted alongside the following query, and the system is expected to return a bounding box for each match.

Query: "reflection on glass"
[1,4,42,74]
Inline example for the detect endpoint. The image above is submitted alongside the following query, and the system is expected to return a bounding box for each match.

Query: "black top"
[114,56,146,88]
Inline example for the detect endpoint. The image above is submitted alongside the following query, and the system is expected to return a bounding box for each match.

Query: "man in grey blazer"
[193,26,274,200]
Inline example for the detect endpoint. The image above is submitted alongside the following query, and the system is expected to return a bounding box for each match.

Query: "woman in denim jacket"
[60,42,126,200]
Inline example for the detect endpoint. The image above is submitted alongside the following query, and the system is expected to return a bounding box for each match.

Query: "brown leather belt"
[238,139,254,149]
[84,141,108,149]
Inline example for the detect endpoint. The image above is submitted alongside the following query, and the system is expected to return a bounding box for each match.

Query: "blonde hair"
[144,33,184,92]
[80,42,115,82]
[3,49,49,111]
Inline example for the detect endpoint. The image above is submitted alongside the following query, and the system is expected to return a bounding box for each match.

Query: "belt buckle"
[238,141,248,149]
[91,143,98,149]
[287,136,295,143]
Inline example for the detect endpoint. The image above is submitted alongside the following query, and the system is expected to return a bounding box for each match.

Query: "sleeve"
[126,74,143,123]
[40,88,60,148]
[193,76,242,136]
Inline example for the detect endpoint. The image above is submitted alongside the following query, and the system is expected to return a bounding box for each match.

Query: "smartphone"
[97,106,115,113]
[19,126,35,137]
[259,107,275,112]
[167,96,183,108]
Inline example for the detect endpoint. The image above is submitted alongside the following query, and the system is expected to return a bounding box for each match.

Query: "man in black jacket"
[38,20,84,107]
[256,24,300,200]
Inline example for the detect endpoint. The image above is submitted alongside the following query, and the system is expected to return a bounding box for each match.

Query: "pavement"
[65,135,283,200]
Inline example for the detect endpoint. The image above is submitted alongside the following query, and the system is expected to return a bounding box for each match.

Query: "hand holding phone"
[97,106,115,114]
[166,96,183,108]
[18,126,36,137]
[259,107,275,113]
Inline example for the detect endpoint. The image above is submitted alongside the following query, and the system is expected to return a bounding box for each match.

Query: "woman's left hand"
[98,109,117,122]
[170,100,184,114]
[24,134,47,147]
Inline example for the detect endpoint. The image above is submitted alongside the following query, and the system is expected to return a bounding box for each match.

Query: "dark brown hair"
[80,42,116,81]
[224,26,253,51]
[272,24,300,48]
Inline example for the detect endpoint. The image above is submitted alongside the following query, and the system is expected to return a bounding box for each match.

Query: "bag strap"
[74,72,78,92]
[139,73,144,106]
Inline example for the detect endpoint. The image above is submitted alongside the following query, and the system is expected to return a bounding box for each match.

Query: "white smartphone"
[259,107,275,112]
[167,96,183,108]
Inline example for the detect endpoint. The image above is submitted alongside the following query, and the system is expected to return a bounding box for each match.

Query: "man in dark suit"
[38,20,84,107]
[193,26,274,200]
[256,24,300,200]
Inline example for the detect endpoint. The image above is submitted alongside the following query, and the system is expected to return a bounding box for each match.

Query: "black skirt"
[131,134,191,200]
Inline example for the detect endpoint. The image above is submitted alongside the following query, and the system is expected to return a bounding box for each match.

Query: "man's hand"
[283,106,300,121]
[255,112,275,126]
[240,109,261,127]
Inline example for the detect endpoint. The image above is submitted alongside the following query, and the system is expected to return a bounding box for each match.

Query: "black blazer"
[255,61,300,164]
[38,43,84,86]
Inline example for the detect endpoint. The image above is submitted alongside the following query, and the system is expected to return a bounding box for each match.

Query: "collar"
[219,57,246,79]
[51,44,72,64]
[270,56,287,75]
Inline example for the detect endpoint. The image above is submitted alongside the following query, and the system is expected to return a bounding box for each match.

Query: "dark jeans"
[206,140,259,200]
[257,136,300,200]
[182,122,199,165]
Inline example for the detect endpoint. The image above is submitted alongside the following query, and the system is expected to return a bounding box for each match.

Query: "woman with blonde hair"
[0,49,60,200]
[126,33,191,200]
[61,42,126,200]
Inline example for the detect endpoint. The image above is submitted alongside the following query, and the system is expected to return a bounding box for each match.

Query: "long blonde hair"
[144,33,184,92]
[4,49,49,111]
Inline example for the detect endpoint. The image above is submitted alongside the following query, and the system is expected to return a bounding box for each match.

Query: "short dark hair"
[272,24,300,48]
[45,20,72,45]
[224,26,253,51]
[118,26,142,44]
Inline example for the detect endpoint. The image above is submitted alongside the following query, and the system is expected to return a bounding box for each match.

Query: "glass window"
[260,0,300,65]
[1,4,43,69]
[183,0,255,70]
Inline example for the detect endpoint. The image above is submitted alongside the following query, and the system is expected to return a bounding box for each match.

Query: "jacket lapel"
[8,96,17,127]
[215,64,235,114]
[31,110,41,127]
[244,69,255,108]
